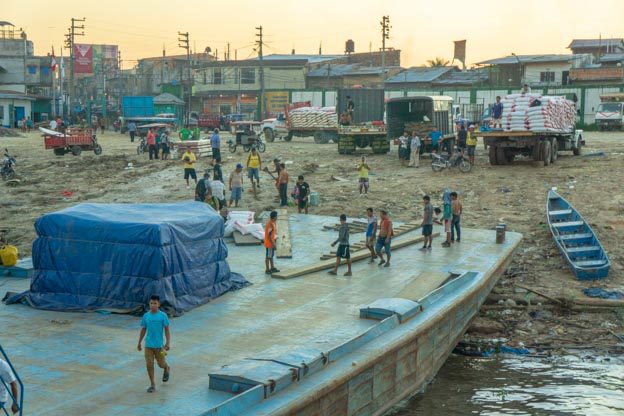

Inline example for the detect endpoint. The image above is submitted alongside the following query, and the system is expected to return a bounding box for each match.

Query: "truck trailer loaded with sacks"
[479,93,584,166]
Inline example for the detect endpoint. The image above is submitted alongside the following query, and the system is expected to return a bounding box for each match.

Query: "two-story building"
[476,54,592,87]
[568,38,624,60]
[0,22,54,122]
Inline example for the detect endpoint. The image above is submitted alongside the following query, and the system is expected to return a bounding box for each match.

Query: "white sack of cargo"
[289,106,338,129]
[501,94,575,133]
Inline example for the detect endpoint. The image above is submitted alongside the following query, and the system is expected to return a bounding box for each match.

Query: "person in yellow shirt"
[181,146,197,189]
[466,125,478,166]
[357,156,370,195]
[246,147,262,189]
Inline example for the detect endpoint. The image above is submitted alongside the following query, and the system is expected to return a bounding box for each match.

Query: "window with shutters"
[539,71,555,82]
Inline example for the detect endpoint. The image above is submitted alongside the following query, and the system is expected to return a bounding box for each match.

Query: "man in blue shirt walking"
[429,127,443,152]
[491,96,504,129]
[138,295,171,393]
[211,128,221,162]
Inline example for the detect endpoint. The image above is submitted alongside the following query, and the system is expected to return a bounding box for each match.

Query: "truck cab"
[595,101,624,131]
[260,113,289,142]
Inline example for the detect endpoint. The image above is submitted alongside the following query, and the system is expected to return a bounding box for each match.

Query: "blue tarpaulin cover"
[7,202,248,315]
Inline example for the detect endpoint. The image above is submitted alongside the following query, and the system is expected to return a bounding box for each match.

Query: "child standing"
[365,208,378,262]
[420,195,434,250]
[329,214,352,276]
[357,156,370,195]
[264,211,279,275]
[450,191,463,243]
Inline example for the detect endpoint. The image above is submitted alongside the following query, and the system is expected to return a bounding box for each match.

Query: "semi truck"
[595,93,624,131]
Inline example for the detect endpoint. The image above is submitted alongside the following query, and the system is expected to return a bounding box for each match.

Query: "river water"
[390,353,624,415]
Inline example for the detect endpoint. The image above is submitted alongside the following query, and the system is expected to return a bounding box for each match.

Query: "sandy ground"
[1,128,623,350]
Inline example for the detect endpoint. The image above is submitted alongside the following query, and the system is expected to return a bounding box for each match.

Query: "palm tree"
[426,57,450,67]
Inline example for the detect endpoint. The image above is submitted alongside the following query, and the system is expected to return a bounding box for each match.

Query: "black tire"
[314,131,328,144]
[496,146,508,165]
[53,148,66,156]
[2,169,15,181]
[354,136,368,148]
[257,142,266,153]
[71,145,82,156]
[137,145,144,155]
[541,141,551,166]
[458,159,472,173]
[284,132,293,142]
[229,144,237,153]
[573,145,582,156]
[93,144,103,155]
[264,128,275,143]
[550,138,558,163]
[532,143,541,161]
[488,146,498,165]
[243,144,251,152]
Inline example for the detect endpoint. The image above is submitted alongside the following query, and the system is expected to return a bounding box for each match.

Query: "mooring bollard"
[496,223,506,244]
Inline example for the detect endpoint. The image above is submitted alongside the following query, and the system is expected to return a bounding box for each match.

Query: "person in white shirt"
[210,178,226,210]
[409,132,421,168]
[0,359,19,414]
[398,132,410,166]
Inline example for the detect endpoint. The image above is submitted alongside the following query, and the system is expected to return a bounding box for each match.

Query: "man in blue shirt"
[211,128,221,162]
[429,127,443,152]
[138,295,171,393]
[491,96,504,129]
[127,121,137,143]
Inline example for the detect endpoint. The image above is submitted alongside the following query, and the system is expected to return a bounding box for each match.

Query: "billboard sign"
[74,44,93,73]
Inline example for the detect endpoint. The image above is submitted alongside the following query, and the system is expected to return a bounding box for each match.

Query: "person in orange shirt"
[147,128,159,160]
[264,211,280,275]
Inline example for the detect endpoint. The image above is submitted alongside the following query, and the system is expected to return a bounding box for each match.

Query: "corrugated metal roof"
[254,54,340,64]
[476,54,585,65]
[600,53,624,63]
[433,69,488,85]
[568,39,624,49]
[307,64,395,77]
[385,66,453,83]
[153,93,184,105]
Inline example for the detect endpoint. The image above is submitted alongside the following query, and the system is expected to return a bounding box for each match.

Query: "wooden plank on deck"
[233,231,262,246]
[275,208,292,258]
[272,232,439,280]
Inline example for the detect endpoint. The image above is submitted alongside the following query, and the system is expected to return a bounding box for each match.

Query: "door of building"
[14,106,25,128]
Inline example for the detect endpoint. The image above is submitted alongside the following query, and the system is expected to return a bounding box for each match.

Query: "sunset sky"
[5,0,624,68]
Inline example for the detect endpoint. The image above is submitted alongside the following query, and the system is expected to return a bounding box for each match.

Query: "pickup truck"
[260,114,289,142]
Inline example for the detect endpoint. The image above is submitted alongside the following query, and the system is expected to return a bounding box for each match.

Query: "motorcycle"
[136,137,147,155]
[1,148,16,181]
[227,135,266,153]
[431,148,472,173]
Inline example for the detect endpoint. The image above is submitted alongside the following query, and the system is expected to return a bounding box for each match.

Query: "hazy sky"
[5,0,624,67]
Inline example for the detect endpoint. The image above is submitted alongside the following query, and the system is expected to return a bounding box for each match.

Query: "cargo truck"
[386,96,456,153]
[595,93,624,131]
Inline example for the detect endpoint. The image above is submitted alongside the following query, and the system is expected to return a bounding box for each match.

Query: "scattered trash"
[61,190,73,198]
[125,162,134,170]
[582,287,624,300]
[500,187,513,193]
[583,151,606,157]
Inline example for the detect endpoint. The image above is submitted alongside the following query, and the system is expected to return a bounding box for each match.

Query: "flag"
[60,48,65,78]
[453,40,467,66]
[51,46,57,72]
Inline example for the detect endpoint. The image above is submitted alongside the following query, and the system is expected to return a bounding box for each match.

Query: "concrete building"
[0,22,53,95]
[0,90,34,128]
[568,39,624,59]
[306,64,401,89]
[476,54,592,87]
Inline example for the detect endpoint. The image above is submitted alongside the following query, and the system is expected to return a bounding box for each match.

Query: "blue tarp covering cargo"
[6,202,248,315]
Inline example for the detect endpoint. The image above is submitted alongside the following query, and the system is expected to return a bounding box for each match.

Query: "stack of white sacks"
[289,106,338,129]
[500,93,576,133]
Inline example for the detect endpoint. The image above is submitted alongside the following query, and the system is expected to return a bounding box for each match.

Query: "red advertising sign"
[74,44,93,74]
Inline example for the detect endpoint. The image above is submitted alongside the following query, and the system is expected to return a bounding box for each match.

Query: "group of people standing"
[397,127,444,168]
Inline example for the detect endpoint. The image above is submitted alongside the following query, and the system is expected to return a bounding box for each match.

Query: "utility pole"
[68,18,85,118]
[380,15,390,81]
[178,31,191,124]
[256,25,264,120]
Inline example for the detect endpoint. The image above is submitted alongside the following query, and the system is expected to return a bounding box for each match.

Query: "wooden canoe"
[547,190,610,280]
